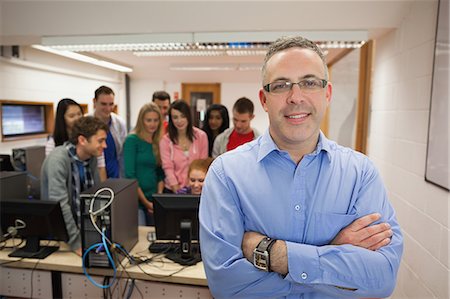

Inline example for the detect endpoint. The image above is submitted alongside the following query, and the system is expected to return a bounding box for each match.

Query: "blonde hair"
[134,102,163,164]
[188,158,214,177]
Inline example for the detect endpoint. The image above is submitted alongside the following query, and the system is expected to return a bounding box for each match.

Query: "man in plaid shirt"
[41,116,108,256]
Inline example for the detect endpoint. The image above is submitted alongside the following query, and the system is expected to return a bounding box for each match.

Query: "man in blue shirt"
[199,36,403,298]
[91,86,127,180]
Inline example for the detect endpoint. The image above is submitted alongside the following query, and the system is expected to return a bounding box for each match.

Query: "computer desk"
[0,226,212,299]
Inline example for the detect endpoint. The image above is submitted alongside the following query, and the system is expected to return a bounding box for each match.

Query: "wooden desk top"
[0,226,208,287]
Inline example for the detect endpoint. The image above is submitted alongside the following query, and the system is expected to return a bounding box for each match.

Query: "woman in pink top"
[159,100,208,193]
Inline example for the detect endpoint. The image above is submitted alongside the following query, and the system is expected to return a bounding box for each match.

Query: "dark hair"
[233,97,254,115]
[262,36,328,82]
[152,91,171,103]
[168,100,194,143]
[69,116,108,145]
[53,98,83,146]
[202,104,229,156]
[94,85,115,99]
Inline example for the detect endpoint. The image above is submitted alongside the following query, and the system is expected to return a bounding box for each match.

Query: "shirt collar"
[66,142,90,166]
[257,130,333,163]
[313,131,333,162]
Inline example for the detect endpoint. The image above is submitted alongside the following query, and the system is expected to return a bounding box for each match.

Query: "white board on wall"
[425,0,449,191]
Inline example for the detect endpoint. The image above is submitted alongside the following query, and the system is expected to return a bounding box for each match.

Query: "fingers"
[359,222,391,240]
[348,213,381,232]
[367,237,391,251]
[359,227,393,250]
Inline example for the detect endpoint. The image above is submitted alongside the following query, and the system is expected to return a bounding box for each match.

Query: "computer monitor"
[152,193,201,265]
[0,199,68,259]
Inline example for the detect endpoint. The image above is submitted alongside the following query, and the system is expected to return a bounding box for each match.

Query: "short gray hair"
[262,36,328,82]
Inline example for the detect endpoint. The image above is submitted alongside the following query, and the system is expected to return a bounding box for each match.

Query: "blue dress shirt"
[199,130,403,299]
[105,123,119,178]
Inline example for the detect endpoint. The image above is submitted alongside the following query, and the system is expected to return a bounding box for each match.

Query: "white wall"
[369,1,449,298]
[328,49,360,148]
[0,46,126,155]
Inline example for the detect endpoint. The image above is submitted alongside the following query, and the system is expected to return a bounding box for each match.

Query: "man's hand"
[331,213,393,251]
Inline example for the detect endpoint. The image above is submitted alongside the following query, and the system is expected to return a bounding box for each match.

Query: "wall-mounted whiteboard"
[425,0,449,191]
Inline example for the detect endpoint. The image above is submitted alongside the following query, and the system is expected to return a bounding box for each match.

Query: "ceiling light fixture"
[169,63,262,72]
[47,41,364,54]
[31,45,133,72]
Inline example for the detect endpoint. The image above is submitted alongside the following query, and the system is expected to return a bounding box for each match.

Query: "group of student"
[41,85,260,255]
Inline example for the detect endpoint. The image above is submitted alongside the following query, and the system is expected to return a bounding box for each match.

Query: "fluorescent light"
[46,41,364,53]
[38,40,366,60]
[169,64,261,71]
[134,50,224,57]
[31,45,133,72]
[170,64,236,71]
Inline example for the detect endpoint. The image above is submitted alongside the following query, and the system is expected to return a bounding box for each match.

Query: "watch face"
[253,250,269,271]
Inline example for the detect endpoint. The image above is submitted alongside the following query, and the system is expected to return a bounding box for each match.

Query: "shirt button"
[301,272,308,280]
[294,204,301,211]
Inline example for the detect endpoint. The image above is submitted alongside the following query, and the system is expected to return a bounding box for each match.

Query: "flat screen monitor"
[1,104,46,137]
[152,193,201,265]
[0,199,68,259]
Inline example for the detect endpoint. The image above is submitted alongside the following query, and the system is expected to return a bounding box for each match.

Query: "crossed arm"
[199,160,403,299]
[242,213,393,275]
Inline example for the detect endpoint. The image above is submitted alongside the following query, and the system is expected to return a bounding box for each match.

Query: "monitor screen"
[1,104,46,137]
[152,193,200,241]
[0,199,69,259]
[152,193,201,265]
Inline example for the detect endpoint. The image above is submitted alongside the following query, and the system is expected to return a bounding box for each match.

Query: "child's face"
[188,169,206,195]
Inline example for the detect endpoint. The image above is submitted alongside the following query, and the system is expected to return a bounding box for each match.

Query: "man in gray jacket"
[212,97,260,158]
[41,116,108,256]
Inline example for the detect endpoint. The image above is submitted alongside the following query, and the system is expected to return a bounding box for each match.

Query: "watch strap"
[254,237,277,272]
[256,237,277,253]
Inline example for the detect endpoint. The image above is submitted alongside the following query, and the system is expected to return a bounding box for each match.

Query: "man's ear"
[259,89,269,112]
[93,98,97,108]
[78,135,88,146]
[325,82,333,106]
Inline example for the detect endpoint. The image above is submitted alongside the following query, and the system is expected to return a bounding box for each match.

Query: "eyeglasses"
[263,78,328,94]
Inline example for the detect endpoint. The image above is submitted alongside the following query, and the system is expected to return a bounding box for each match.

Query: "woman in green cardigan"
[124,102,165,225]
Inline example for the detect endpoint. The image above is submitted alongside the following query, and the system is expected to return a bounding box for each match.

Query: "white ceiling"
[0,0,419,82]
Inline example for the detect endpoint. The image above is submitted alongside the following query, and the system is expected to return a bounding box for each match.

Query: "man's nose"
[287,84,306,104]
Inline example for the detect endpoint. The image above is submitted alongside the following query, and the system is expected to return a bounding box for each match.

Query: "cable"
[88,187,115,246]
[2,219,27,240]
[125,279,135,299]
[30,258,40,299]
[82,239,117,289]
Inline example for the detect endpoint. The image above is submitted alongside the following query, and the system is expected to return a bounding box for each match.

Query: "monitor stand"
[8,236,59,259]
[165,219,201,266]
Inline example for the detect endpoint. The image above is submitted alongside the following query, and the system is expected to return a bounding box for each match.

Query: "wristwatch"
[253,237,277,272]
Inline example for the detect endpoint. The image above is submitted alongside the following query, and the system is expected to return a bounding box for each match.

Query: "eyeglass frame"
[263,78,328,94]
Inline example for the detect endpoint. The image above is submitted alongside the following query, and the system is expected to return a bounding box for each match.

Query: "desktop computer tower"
[0,171,28,200]
[12,145,45,199]
[80,178,138,268]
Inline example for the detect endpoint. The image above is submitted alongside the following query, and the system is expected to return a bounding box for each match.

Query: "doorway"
[181,83,221,128]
